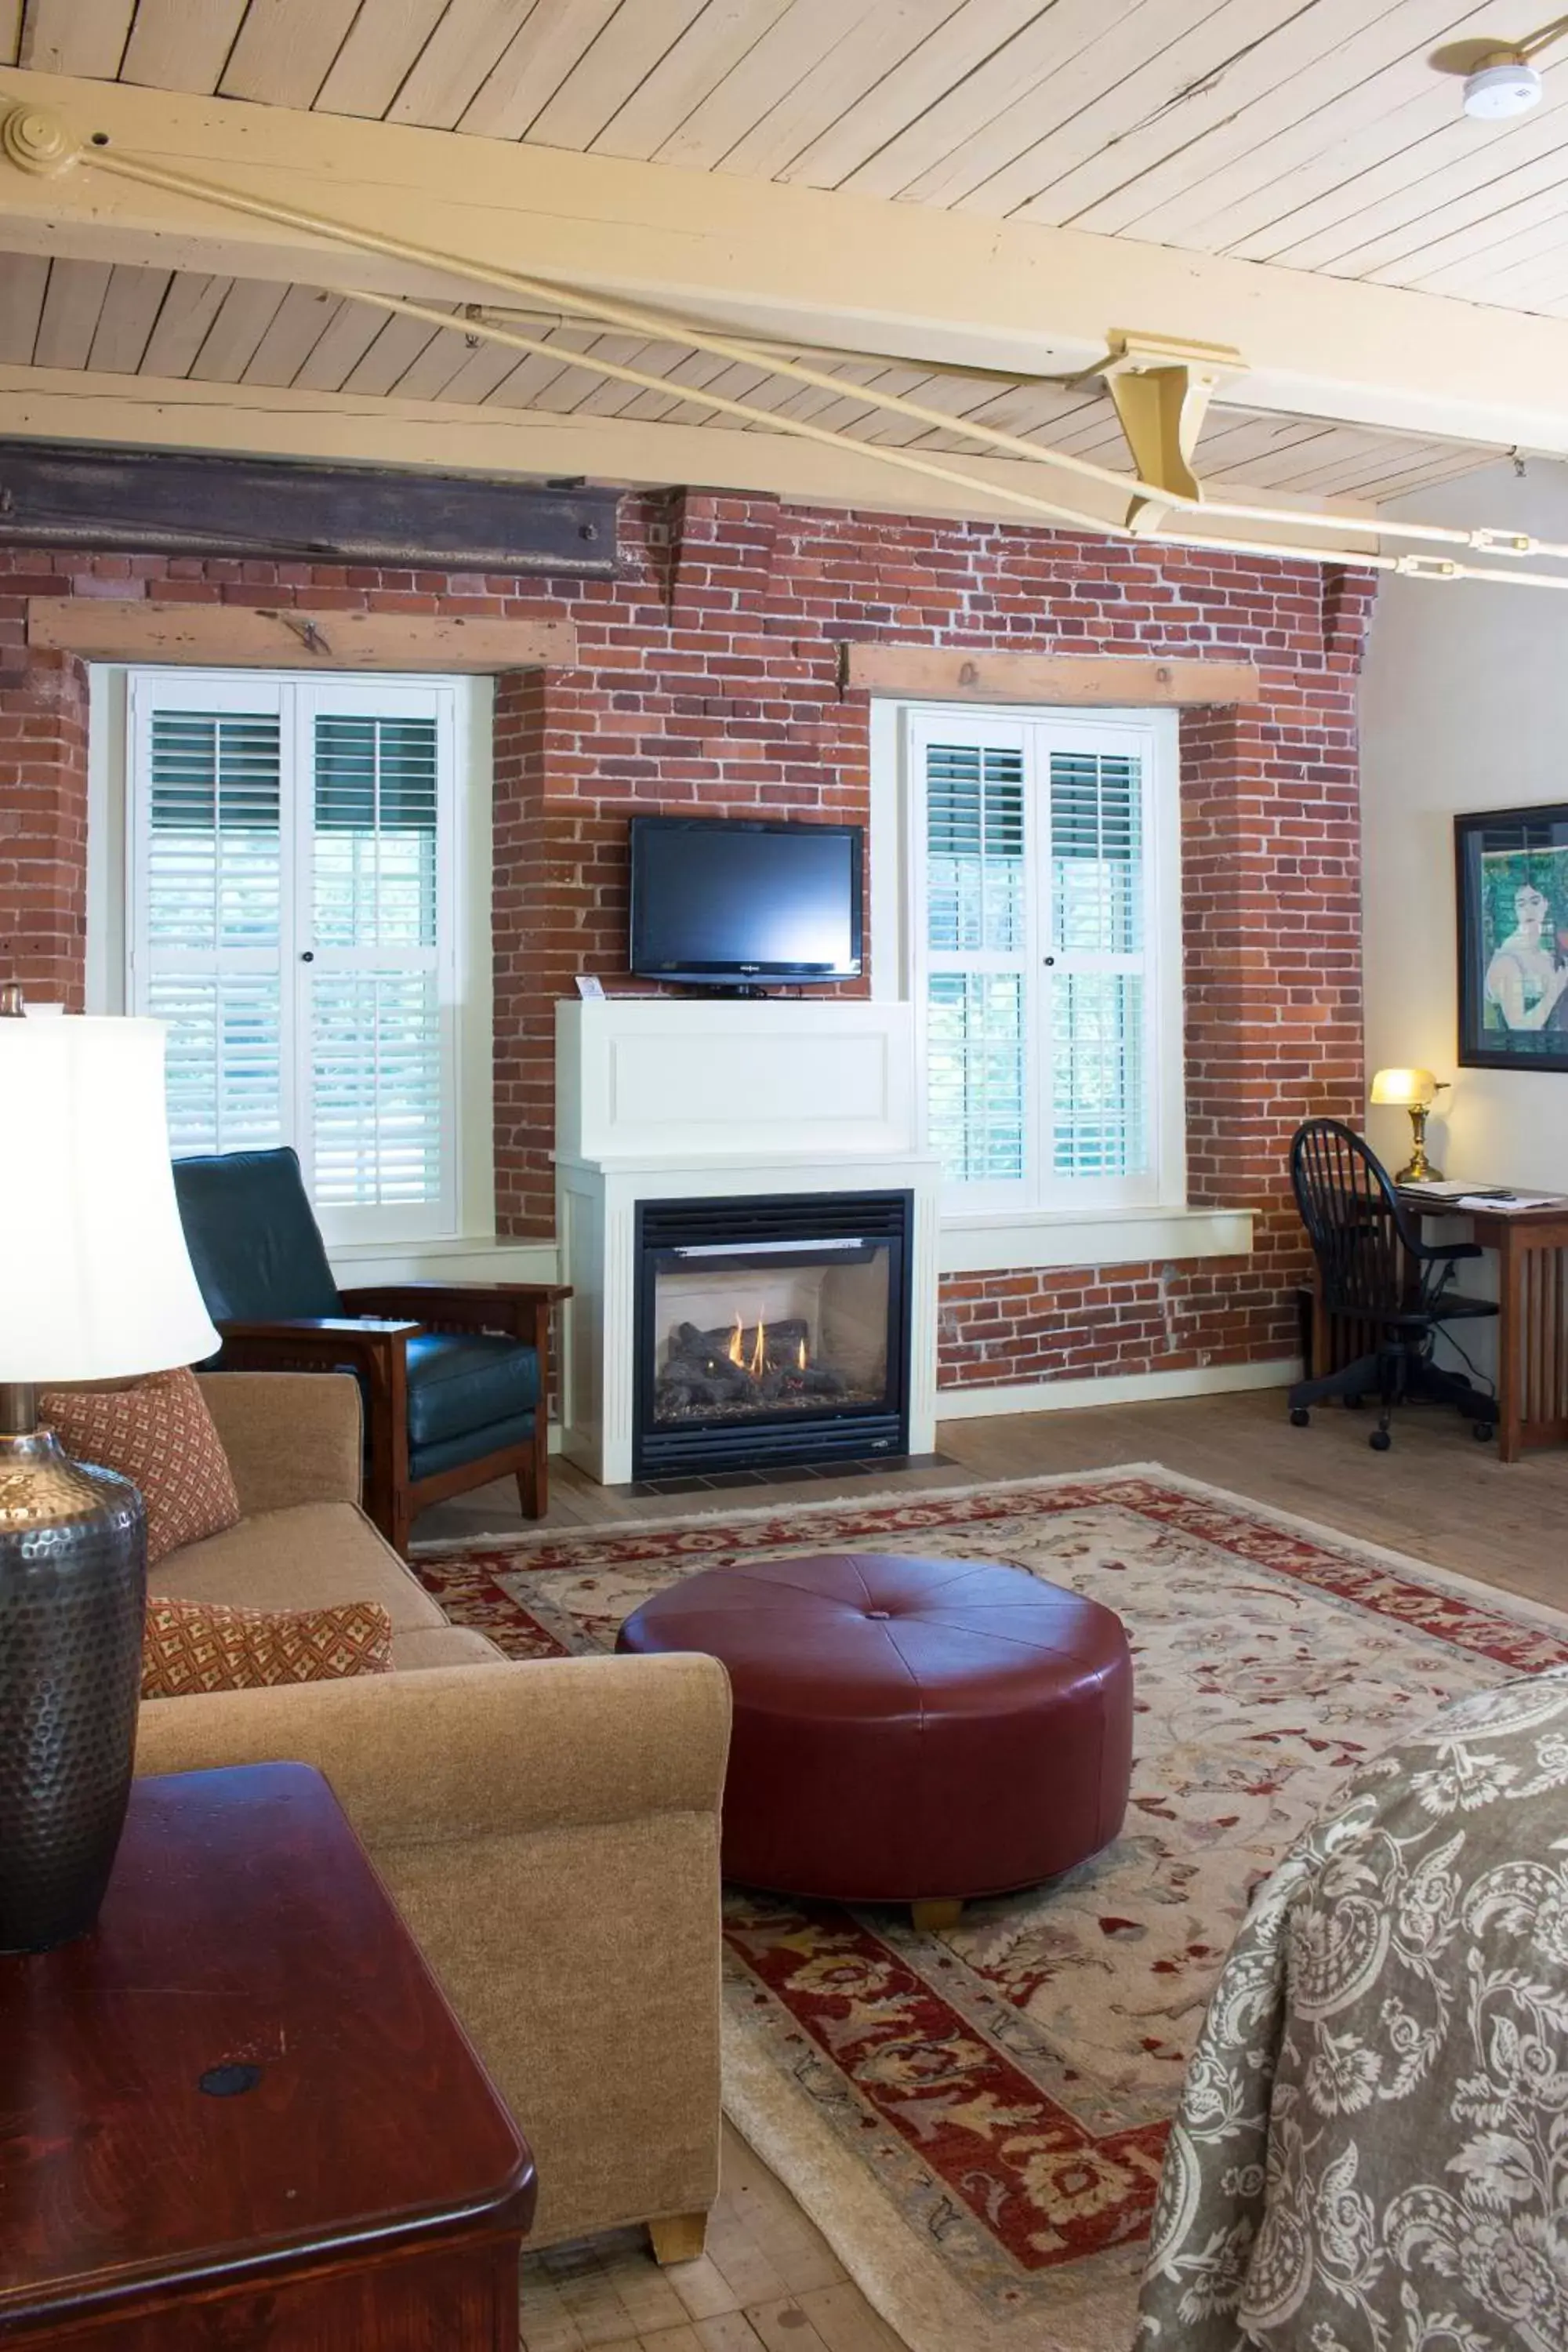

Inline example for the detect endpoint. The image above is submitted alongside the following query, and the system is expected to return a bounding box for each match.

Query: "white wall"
[1362,459,1568,1192]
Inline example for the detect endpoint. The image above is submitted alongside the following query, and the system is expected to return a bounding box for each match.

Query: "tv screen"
[630,817,862,986]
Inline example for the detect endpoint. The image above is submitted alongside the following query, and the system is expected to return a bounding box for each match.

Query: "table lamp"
[0,988,218,1952]
[1370,1066,1450,1183]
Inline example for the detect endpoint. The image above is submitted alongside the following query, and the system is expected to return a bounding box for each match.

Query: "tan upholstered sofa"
[132,1371,731,2262]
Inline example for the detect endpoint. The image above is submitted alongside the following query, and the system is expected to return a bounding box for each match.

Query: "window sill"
[938,1205,1254,1276]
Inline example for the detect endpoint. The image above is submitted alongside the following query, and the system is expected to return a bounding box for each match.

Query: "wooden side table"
[0,1763,535,2349]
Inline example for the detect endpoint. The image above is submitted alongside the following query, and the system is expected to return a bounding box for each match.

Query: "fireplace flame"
[723,1314,808,1378]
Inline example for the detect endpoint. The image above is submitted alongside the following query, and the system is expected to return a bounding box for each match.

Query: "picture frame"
[1455,804,1568,1073]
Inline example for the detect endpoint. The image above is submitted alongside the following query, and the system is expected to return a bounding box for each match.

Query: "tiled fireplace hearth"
[555,1000,940,1486]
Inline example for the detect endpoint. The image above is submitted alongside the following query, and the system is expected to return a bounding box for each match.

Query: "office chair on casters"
[1288,1119,1499,1452]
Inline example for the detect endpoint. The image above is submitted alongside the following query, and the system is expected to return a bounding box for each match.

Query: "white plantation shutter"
[920,731,1029,1197]
[308,713,445,1214]
[129,671,459,1243]
[136,690,288,1158]
[1049,746,1146,1181]
[907,706,1178,1210]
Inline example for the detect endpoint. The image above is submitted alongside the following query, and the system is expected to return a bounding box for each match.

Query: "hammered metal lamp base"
[0,1417,146,1955]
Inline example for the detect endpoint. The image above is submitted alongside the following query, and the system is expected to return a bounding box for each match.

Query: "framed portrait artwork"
[1455,804,1568,1072]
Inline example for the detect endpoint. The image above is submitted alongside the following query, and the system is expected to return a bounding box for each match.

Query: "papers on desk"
[1452,1193,1561,1213]
[1403,1181,1561,1209]
[1399,1182,1566,1213]
[1403,1180,1505,1200]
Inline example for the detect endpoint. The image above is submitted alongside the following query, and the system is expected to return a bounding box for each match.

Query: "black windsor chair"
[1288,1118,1498,1451]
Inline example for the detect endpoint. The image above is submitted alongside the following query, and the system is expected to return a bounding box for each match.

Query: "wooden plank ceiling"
[3,1,1555,507]
[7,0,1566,318]
[0,252,1505,504]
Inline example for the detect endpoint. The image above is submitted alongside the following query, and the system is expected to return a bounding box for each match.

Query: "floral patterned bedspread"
[1137,1667,1568,2352]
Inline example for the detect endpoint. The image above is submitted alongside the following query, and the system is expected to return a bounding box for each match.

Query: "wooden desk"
[1400,1191,1568,1465]
[0,1762,535,2350]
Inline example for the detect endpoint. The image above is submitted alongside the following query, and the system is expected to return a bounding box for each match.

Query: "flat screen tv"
[629,816,863,988]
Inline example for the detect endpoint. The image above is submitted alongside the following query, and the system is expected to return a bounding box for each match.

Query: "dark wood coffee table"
[0,1762,535,2349]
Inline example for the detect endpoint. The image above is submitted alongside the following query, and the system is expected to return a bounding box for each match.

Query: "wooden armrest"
[223,1316,423,1340]
[339,1284,571,1339]
[216,1319,420,1385]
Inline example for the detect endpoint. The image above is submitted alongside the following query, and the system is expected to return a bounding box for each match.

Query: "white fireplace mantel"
[556,996,920,1165]
[555,999,939,1484]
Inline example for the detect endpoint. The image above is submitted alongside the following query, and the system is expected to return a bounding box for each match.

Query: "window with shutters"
[899,704,1182,1214]
[125,670,464,1244]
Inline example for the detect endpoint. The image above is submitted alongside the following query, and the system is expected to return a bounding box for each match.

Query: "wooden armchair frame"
[216,1283,571,1555]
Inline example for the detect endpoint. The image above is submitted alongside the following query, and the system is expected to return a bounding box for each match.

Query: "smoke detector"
[1463,51,1544,116]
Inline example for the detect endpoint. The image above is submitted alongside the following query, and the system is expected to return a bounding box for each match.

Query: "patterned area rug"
[412,1468,1568,2352]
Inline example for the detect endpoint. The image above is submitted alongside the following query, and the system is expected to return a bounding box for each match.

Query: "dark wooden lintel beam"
[0,440,622,574]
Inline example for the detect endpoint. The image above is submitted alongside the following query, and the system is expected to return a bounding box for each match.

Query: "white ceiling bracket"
[1095,332,1245,535]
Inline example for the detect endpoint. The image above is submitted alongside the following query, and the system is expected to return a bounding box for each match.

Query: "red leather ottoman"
[616,1552,1133,1927]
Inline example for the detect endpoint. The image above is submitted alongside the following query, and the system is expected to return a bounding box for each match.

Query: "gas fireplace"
[633,1192,913,1477]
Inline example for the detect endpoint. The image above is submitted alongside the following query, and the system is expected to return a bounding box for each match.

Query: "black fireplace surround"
[633,1191,913,1478]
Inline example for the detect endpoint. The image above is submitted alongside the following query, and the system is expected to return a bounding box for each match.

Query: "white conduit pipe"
[58,136,1413,550]
[464,298,1552,563]
[349,289,1139,536]
[320,292,1568,592]
[25,118,1568,589]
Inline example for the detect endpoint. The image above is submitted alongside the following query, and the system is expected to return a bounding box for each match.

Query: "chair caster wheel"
[1370,1429,1392,1452]
[1290,1407,1310,1428]
[1473,1422,1495,1443]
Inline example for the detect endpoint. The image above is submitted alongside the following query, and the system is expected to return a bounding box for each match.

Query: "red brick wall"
[0,495,1374,1396]
[0,644,89,1005]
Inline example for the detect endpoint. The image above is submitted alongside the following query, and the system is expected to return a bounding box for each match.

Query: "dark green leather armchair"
[172,1148,568,1555]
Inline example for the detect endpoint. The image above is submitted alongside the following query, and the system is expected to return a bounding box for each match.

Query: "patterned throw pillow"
[142,1595,394,1699]
[39,1367,241,1566]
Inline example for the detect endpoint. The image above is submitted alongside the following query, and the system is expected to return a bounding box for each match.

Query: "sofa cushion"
[41,1368,241,1566]
[172,1147,342,1323]
[143,1595,393,1697]
[150,1501,446,1632]
[391,1625,504,1671]
[406,1332,541,1450]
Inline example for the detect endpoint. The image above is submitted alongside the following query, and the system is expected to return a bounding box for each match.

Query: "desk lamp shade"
[1370,1067,1438,1109]
[0,998,219,1952]
[1370,1066,1446,1183]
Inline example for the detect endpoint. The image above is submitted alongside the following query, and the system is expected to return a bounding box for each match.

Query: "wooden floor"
[419,1386,1568,2352]
[423,1384,1568,1614]
[521,2130,902,2352]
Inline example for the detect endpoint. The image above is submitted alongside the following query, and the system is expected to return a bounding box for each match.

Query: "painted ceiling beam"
[2,69,1567,461]
[0,365,1376,556]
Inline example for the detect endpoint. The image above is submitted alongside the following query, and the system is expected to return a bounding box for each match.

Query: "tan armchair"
[134,1372,731,2259]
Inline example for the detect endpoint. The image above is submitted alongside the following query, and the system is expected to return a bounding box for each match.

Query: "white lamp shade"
[1370,1066,1438,1108]
[0,1015,220,1382]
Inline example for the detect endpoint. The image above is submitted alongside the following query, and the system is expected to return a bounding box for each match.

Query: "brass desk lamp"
[1370,1067,1450,1183]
